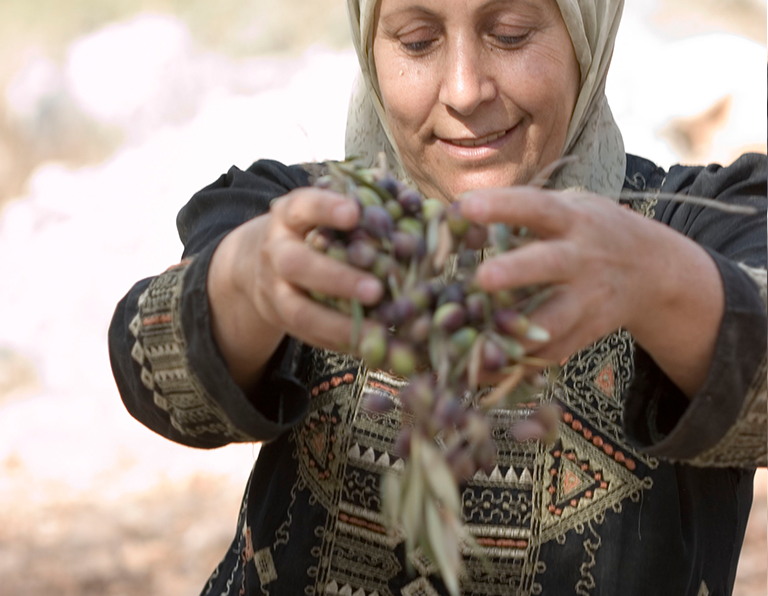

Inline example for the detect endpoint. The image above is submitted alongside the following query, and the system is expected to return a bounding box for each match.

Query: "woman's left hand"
[459,186,724,397]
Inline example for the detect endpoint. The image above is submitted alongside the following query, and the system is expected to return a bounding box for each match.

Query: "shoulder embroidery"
[130,259,253,441]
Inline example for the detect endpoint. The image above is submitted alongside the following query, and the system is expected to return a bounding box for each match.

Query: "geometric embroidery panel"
[401,577,440,596]
[539,418,653,544]
[254,547,278,586]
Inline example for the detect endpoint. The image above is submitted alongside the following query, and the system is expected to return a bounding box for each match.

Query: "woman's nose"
[438,40,496,116]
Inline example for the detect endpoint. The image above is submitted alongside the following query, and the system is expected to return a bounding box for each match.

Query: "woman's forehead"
[375,0,557,17]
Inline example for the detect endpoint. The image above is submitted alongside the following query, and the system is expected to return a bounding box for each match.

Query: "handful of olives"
[306,157,559,595]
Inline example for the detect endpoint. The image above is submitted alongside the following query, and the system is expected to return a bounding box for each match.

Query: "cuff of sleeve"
[180,231,311,442]
[623,249,767,462]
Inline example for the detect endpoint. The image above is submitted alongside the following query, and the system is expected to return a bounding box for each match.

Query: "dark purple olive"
[437,282,465,307]
[377,297,416,327]
[364,393,395,414]
[465,292,489,324]
[446,446,476,480]
[397,188,423,215]
[406,313,432,343]
[463,224,489,250]
[361,205,394,240]
[476,439,497,474]
[393,427,413,457]
[377,174,402,198]
[392,231,420,261]
[346,240,378,269]
[481,339,507,371]
[348,228,375,244]
[433,394,465,427]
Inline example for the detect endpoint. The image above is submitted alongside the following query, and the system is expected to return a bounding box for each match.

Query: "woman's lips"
[436,125,518,158]
[446,128,511,147]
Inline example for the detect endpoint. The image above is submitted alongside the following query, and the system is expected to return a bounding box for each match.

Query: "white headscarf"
[345,0,626,198]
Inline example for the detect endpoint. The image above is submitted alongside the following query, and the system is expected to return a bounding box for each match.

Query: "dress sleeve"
[622,153,767,467]
[108,160,315,448]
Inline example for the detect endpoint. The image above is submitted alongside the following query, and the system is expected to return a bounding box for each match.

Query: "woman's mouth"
[446,128,511,147]
[436,125,518,159]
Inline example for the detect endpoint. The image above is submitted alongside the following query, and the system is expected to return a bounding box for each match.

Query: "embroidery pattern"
[575,521,602,596]
[130,259,252,440]
[254,548,278,586]
[558,330,659,470]
[289,324,657,596]
[687,354,768,467]
[402,577,440,596]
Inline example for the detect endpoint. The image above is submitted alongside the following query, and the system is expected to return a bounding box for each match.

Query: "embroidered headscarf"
[345,0,626,198]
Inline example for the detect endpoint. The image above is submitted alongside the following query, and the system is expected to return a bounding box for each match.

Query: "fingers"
[271,188,360,235]
[271,237,384,305]
[476,240,578,292]
[270,281,370,351]
[523,288,617,364]
[459,187,575,237]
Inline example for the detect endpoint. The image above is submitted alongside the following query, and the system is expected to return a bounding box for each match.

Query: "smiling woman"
[108,0,766,594]
[371,0,580,199]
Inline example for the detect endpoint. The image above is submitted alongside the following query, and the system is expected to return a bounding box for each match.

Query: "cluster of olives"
[307,158,561,594]
[307,159,557,480]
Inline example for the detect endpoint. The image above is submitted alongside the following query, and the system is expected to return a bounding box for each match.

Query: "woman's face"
[373,0,580,203]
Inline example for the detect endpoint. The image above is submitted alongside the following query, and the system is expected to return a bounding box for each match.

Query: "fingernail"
[334,202,358,224]
[356,278,383,303]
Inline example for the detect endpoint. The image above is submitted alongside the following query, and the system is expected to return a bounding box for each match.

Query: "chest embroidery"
[288,329,655,596]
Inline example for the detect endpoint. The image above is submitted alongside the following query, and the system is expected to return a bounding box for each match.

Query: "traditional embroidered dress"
[109,153,766,596]
[109,1,767,594]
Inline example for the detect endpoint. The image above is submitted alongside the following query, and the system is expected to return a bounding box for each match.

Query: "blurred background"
[0,0,765,594]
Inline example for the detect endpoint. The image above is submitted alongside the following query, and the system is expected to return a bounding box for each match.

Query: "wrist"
[208,222,286,389]
[624,219,724,397]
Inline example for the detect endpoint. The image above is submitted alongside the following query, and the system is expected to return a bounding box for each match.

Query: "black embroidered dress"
[109,153,767,596]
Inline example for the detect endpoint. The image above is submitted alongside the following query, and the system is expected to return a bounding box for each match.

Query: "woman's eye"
[493,32,529,47]
[402,39,435,53]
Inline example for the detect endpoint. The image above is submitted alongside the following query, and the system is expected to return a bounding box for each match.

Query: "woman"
[109,0,767,594]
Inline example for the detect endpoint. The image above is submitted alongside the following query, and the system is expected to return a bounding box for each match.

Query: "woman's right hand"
[207,187,385,389]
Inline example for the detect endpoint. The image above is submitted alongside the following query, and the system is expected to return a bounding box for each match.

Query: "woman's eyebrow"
[379,4,440,21]
[478,0,546,15]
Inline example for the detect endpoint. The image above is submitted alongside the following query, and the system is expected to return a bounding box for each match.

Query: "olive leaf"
[381,471,403,529]
[425,499,460,596]
[420,440,461,517]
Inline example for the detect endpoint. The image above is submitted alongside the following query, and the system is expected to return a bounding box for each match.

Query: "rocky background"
[0,0,765,594]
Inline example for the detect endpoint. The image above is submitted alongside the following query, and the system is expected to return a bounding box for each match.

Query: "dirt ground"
[0,456,764,596]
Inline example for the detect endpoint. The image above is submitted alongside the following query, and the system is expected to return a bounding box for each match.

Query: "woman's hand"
[460,186,725,397]
[207,187,384,389]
